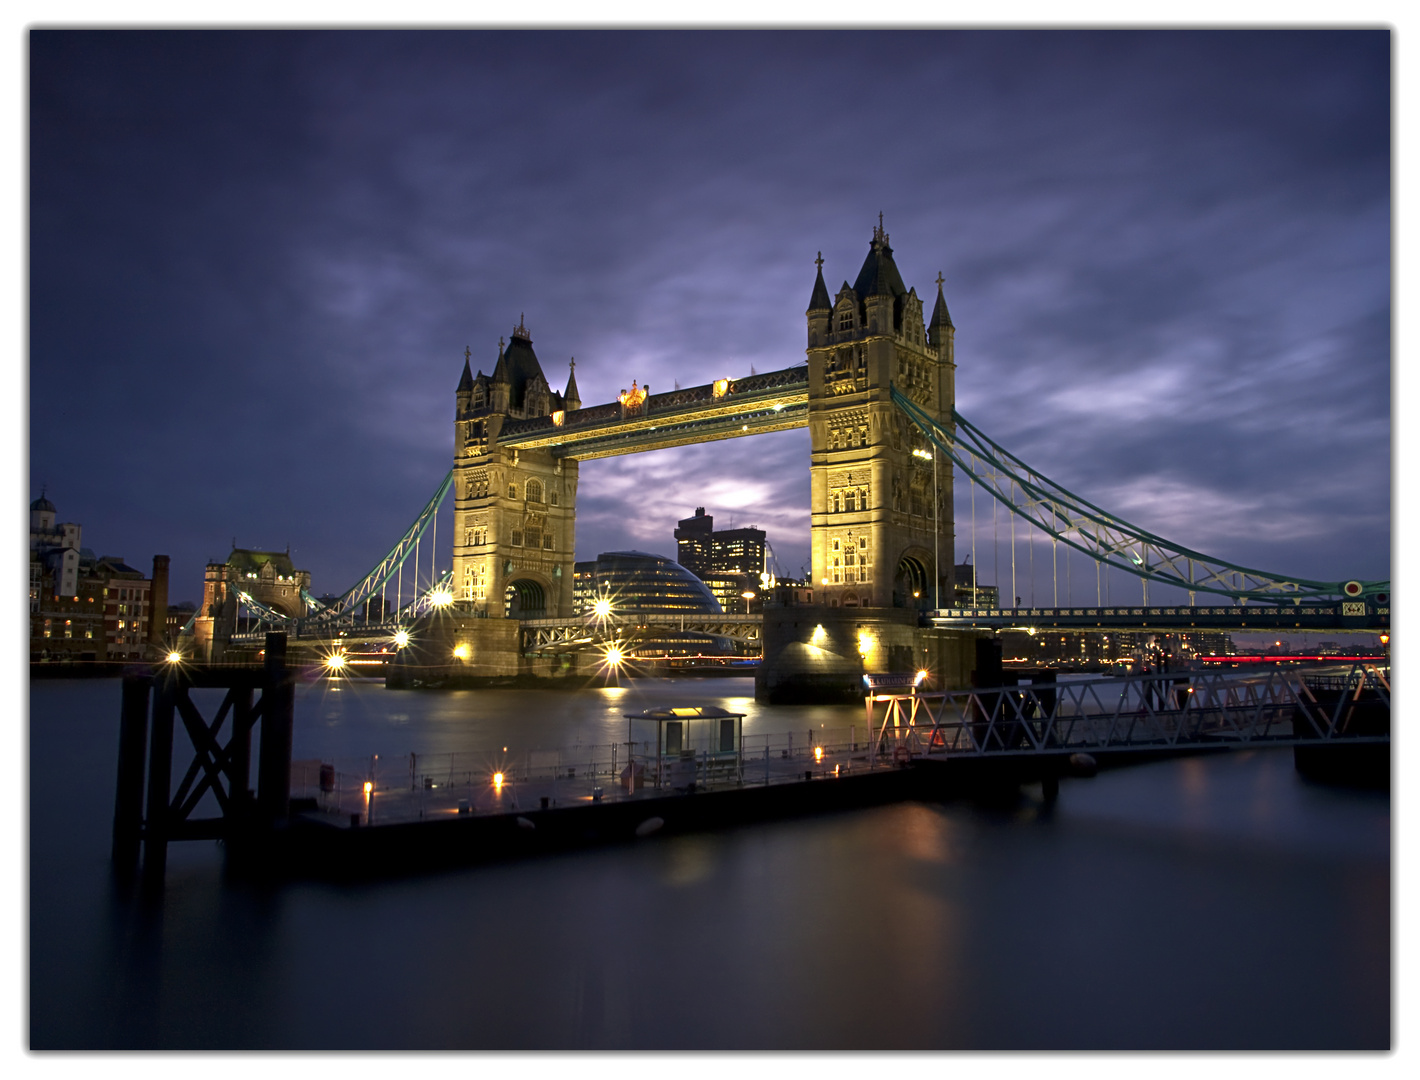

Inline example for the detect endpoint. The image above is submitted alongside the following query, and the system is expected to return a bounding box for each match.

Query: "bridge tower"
[451,317,580,620]
[807,220,955,610]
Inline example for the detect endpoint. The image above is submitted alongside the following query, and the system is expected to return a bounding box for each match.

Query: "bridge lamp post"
[741,590,756,615]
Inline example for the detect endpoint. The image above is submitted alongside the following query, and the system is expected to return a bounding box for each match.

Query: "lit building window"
[526,479,543,503]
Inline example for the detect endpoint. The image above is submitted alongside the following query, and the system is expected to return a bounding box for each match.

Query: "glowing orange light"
[493,772,505,791]
[619,381,648,409]
[363,781,373,795]
[814,746,824,764]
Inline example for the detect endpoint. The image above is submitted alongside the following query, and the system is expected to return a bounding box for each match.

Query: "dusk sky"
[27,28,1391,608]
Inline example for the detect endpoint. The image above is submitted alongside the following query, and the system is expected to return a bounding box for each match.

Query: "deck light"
[363,781,373,795]
[394,630,410,648]
[814,746,824,764]
[166,651,183,664]
[453,643,470,660]
[594,598,612,618]
[430,590,453,608]
[325,654,346,671]
[493,772,505,791]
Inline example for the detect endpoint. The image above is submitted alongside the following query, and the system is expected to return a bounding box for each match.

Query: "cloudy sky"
[27,28,1390,607]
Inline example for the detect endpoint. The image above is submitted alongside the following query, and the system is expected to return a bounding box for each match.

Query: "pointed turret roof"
[491,337,510,384]
[808,251,832,312]
[852,216,908,302]
[457,347,474,394]
[564,357,581,409]
[929,272,954,333]
[496,317,549,410]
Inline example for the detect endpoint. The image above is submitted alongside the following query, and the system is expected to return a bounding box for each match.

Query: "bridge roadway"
[514,599,1388,655]
[519,613,761,654]
[232,599,1383,653]
[926,601,1389,633]
[497,365,808,459]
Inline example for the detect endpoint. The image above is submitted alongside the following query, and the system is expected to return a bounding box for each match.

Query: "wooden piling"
[142,672,178,885]
[257,632,295,825]
[111,674,151,875]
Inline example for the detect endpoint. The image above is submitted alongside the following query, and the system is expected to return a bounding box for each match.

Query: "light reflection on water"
[30,677,1388,1050]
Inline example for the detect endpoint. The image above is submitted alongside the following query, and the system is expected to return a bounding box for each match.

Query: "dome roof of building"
[31,495,55,512]
[588,551,723,615]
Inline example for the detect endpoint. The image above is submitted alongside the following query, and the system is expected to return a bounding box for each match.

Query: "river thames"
[29,674,1388,1050]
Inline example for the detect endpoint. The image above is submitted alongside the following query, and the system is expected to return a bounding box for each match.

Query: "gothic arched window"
[526,479,543,503]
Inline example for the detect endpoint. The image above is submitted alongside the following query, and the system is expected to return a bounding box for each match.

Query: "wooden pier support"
[141,671,178,886]
[257,633,295,826]
[111,631,297,887]
[111,674,152,877]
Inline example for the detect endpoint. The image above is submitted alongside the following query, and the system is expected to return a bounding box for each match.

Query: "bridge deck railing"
[868,665,1388,759]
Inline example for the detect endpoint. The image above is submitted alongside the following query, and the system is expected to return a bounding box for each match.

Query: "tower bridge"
[194,222,1388,700]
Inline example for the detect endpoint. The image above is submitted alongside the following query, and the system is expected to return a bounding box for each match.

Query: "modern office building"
[572,551,722,616]
[952,560,998,607]
[674,508,767,578]
[674,507,769,611]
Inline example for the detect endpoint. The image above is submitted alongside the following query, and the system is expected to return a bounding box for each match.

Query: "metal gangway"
[867,664,1390,761]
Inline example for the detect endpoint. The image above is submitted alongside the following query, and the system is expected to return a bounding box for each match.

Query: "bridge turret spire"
[808,251,831,314]
[807,250,833,348]
[928,272,955,357]
[456,350,475,416]
[564,357,581,412]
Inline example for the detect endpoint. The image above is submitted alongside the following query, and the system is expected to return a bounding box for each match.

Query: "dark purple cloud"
[29,29,1389,604]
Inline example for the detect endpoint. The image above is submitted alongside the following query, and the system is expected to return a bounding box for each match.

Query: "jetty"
[111,634,1389,885]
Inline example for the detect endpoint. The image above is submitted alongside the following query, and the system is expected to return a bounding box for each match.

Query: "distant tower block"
[453,319,580,619]
[806,221,956,610]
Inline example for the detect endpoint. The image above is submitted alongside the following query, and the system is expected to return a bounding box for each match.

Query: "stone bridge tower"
[806,220,956,611]
[451,317,580,619]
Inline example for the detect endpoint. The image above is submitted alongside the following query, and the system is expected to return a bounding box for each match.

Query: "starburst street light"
[593,597,612,619]
[429,589,453,608]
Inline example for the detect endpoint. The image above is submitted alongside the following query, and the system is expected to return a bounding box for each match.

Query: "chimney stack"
[149,554,170,651]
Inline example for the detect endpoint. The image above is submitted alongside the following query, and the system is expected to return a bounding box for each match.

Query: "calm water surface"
[30,675,1389,1049]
